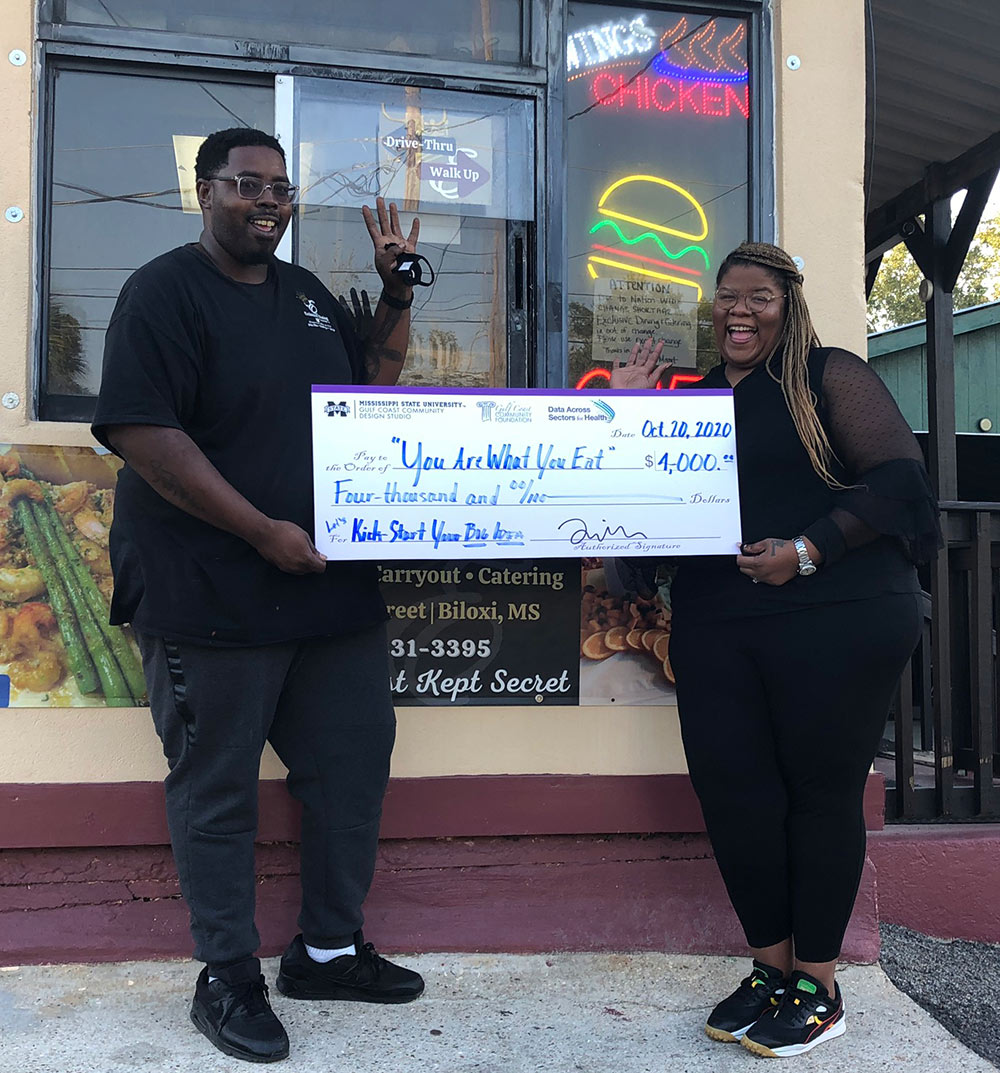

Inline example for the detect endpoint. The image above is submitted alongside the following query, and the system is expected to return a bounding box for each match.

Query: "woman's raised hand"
[609,338,671,390]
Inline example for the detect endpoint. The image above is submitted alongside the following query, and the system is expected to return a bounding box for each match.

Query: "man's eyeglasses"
[713,290,786,313]
[210,175,299,205]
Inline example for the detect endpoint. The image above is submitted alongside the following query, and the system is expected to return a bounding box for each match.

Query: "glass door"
[283,76,535,388]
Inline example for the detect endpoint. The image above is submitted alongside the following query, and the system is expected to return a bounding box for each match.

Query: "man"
[92,127,423,1063]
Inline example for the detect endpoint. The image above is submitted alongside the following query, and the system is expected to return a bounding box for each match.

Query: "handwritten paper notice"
[591,279,697,366]
[311,387,741,561]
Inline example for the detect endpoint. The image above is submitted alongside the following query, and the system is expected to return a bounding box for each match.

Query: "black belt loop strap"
[162,638,193,725]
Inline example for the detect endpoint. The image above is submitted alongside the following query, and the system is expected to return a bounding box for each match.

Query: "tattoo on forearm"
[149,459,196,507]
[370,306,404,345]
[364,348,380,384]
[364,304,408,380]
[365,346,406,382]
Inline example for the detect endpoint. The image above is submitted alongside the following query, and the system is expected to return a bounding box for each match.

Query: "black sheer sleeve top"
[668,347,942,623]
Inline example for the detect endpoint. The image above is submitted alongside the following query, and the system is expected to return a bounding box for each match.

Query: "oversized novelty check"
[311,387,741,560]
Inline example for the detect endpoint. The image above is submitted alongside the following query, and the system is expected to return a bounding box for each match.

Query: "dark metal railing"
[884,503,1000,822]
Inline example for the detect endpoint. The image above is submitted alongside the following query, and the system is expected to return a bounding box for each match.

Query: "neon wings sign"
[569,15,749,119]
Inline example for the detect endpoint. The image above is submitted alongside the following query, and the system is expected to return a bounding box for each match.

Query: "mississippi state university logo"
[324,400,350,417]
[297,292,335,332]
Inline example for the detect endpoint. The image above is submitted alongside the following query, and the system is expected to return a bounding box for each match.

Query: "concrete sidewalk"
[0,953,990,1073]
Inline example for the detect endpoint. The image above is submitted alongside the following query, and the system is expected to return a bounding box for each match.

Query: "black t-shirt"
[669,347,937,622]
[92,244,386,645]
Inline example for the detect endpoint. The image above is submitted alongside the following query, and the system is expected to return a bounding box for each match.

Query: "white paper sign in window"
[293,79,534,222]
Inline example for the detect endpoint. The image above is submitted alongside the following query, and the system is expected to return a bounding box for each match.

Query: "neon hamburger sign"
[587,175,710,301]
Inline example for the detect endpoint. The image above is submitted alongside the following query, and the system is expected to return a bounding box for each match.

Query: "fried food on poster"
[580,559,673,683]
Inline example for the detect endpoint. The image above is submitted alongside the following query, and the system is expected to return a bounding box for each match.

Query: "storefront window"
[565,4,751,389]
[41,67,273,421]
[38,4,759,416]
[289,76,535,388]
[49,0,524,64]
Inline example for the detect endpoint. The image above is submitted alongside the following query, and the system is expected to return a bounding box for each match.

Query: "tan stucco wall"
[0,0,866,785]
[1,3,36,444]
[774,0,868,357]
[0,705,688,780]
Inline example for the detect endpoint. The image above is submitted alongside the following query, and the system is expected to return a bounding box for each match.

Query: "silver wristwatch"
[793,537,817,576]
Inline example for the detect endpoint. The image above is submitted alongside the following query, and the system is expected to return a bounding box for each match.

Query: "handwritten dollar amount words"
[645,451,732,474]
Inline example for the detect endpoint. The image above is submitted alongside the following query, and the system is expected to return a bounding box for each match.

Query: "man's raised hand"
[362,197,420,294]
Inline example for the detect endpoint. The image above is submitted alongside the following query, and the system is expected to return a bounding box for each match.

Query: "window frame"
[37,0,546,84]
[555,0,775,241]
[274,72,544,390]
[33,0,771,418]
[35,45,547,415]
[554,0,774,384]
[34,53,276,421]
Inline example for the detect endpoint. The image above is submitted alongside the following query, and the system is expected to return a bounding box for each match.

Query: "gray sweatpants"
[136,623,396,969]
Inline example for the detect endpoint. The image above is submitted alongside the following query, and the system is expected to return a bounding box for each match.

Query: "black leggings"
[670,593,921,963]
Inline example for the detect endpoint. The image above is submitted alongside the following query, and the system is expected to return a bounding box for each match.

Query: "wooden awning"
[865,0,1000,254]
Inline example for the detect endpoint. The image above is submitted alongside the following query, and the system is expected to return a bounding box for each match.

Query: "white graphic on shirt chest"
[297,292,336,331]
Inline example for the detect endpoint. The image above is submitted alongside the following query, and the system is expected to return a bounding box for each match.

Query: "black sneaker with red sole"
[741,970,845,1057]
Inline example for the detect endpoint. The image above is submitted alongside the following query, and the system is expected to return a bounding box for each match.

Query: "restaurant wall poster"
[380,555,676,708]
[578,556,676,706]
[380,559,581,706]
[1,444,674,711]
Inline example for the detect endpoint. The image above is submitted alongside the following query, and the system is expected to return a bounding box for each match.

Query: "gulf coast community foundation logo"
[477,400,532,423]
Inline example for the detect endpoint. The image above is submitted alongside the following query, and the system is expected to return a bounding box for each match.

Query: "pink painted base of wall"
[0,775,893,966]
[0,835,881,967]
[13,823,1000,967]
[869,825,1000,944]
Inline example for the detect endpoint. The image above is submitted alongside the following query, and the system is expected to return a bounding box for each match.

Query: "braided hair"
[716,242,844,489]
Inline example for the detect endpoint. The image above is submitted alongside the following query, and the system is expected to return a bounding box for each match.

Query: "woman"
[611,242,940,1058]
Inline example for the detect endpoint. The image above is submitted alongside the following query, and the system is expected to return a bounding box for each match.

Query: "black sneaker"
[705,960,786,1042]
[190,967,289,1063]
[275,932,424,1003]
[741,970,846,1057]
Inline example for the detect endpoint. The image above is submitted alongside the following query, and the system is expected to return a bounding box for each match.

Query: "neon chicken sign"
[569,15,749,119]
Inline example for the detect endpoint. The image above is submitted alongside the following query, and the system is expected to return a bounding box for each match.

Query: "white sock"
[305,942,355,963]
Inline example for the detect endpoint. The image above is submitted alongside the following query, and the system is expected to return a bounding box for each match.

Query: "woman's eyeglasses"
[713,290,786,313]
[210,175,299,205]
